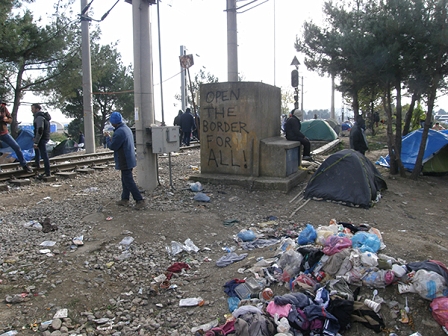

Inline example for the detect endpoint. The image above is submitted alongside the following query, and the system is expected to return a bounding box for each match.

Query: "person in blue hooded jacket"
[108,111,145,210]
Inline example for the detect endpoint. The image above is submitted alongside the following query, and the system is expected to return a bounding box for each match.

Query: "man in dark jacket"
[284,109,312,160]
[350,117,368,155]
[173,110,183,146]
[179,107,195,146]
[108,111,145,210]
[31,103,51,177]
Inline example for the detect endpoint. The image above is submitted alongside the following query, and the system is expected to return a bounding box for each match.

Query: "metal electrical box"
[151,126,180,154]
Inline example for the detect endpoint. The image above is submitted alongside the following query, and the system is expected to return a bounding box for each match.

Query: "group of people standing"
[173,107,198,147]
[0,100,51,177]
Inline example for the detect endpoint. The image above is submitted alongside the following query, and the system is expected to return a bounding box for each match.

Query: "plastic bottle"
[179,297,204,307]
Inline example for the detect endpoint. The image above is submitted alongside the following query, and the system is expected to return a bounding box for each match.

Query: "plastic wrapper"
[237,229,256,242]
[430,297,448,328]
[351,232,381,253]
[298,224,317,245]
[322,235,352,255]
[316,225,338,245]
[278,249,303,282]
[412,269,448,300]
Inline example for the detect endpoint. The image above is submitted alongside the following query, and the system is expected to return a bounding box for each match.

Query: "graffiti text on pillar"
[202,89,250,170]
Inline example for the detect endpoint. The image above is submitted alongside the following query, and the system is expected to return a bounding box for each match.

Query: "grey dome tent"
[304,149,388,208]
[301,119,338,141]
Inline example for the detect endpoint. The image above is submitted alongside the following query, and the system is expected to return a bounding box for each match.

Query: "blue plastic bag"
[298,224,317,245]
[351,232,381,253]
[193,192,210,202]
[237,229,256,242]
[227,296,240,312]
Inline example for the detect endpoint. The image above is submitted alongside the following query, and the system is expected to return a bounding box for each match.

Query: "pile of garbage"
[194,220,448,336]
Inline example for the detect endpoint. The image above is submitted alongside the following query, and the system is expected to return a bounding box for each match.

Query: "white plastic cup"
[364,299,381,313]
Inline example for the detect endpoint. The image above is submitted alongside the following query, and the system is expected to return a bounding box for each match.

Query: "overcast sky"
[18,0,448,124]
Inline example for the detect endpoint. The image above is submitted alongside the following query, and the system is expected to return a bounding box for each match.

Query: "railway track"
[0,151,115,181]
[0,143,200,182]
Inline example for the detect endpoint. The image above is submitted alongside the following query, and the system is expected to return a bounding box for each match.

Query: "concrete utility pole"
[80,0,95,154]
[180,45,187,110]
[331,74,335,119]
[227,0,238,81]
[129,0,157,191]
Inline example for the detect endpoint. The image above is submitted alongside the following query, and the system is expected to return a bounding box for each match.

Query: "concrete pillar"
[132,0,157,191]
[80,0,95,154]
[227,0,238,82]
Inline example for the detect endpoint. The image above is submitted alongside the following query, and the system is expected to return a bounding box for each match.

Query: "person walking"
[108,111,145,210]
[284,108,312,161]
[173,110,183,146]
[31,103,51,177]
[179,107,195,146]
[0,100,33,173]
[350,117,369,155]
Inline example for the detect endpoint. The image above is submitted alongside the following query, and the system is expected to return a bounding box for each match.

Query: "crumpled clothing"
[165,262,190,280]
[266,301,291,318]
[216,252,248,267]
[233,305,264,318]
[274,293,311,309]
[223,278,246,297]
[240,238,279,250]
[303,304,340,336]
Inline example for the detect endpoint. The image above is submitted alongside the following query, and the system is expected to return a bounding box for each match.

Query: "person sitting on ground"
[432,122,445,131]
[0,99,33,173]
[284,108,312,161]
[350,116,369,155]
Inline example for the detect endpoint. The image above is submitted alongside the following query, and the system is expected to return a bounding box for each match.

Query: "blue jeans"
[121,169,143,202]
[0,133,27,167]
[35,139,51,176]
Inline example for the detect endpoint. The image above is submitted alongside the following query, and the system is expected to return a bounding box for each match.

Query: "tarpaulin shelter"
[301,119,338,141]
[51,139,77,157]
[304,149,388,208]
[0,129,35,161]
[376,129,448,174]
[325,119,341,136]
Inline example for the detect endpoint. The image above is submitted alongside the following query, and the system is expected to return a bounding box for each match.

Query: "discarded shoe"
[22,165,33,173]
[134,200,146,210]
[116,199,129,206]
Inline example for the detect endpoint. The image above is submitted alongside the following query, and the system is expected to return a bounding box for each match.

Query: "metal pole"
[180,45,187,111]
[132,0,157,191]
[227,0,238,81]
[80,0,95,154]
[301,76,304,114]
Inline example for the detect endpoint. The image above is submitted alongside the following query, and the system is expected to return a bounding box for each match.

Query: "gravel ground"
[0,145,448,336]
